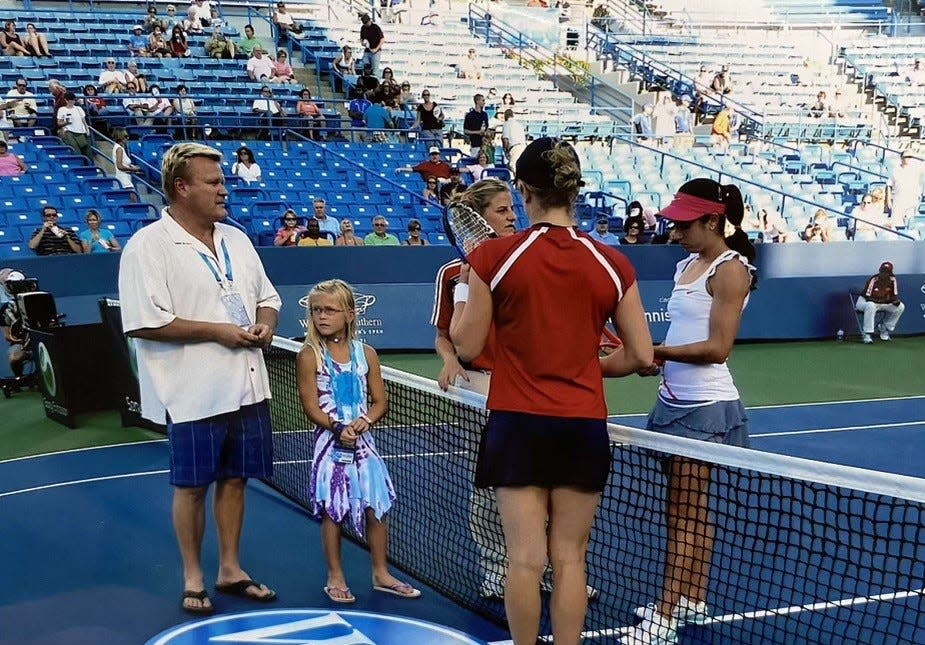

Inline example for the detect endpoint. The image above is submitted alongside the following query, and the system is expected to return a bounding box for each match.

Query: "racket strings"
[448,205,495,256]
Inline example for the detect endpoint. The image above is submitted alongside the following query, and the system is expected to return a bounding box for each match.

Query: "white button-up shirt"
[118,214,281,424]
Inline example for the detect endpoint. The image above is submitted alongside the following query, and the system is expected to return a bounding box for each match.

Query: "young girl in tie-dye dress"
[297,279,421,604]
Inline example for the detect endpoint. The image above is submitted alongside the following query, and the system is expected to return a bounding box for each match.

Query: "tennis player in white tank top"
[622,179,757,645]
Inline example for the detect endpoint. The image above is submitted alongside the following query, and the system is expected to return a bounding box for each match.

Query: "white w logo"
[211,612,374,644]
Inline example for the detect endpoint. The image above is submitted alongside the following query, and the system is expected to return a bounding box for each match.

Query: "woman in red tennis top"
[450,137,653,644]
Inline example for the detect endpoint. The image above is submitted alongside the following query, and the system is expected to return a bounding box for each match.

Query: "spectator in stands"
[237,24,264,59]
[397,146,451,181]
[377,67,401,109]
[829,89,848,118]
[172,84,199,138]
[439,168,465,205]
[711,105,734,149]
[398,82,414,110]
[905,58,925,85]
[112,127,141,199]
[807,91,829,118]
[182,8,204,35]
[189,0,212,29]
[23,23,51,57]
[852,192,893,239]
[364,215,400,245]
[146,85,175,126]
[252,85,286,140]
[296,88,325,141]
[332,45,357,94]
[296,219,333,247]
[501,109,526,170]
[674,97,693,137]
[128,24,150,57]
[870,186,887,214]
[588,217,620,246]
[144,6,166,33]
[270,50,296,84]
[620,218,644,245]
[335,219,364,246]
[855,261,904,344]
[208,6,227,32]
[232,146,262,184]
[802,209,831,243]
[4,79,38,127]
[481,128,498,164]
[347,90,372,136]
[363,94,393,142]
[80,209,121,254]
[355,64,379,97]
[359,13,385,76]
[463,151,492,183]
[206,27,236,59]
[247,48,274,82]
[125,61,148,93]
[123,81,151,123]
[457,48,483,81]
[164,5,180,32]
[170,25,189,58]
[887,149,924,228]
[99,59,128,94]
[692,65,712,121]
[48,78,68,113]
[463,94,490,157]
[28,206,82,255]
[652,94,676,147]
[1,20,30,56]
[711,65,732,95]
[633,103,654,141]
[57,92,92,159]
[757,207,789,243]
[275,209,306,247]
[273,2,302,42]
[0,140,26,176]
[403,218,428,245]
[411,89,444,148]
[148,25,171,57]
[422,176,439,202]
[312,199,340,239]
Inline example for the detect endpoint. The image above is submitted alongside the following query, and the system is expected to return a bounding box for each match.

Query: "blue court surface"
[1,395,923,645]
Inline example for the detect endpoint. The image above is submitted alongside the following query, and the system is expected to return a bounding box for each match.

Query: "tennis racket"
[599,323,623,355]
[443,201,496,260]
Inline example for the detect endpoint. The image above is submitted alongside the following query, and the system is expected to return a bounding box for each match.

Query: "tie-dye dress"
[308,340,396,534]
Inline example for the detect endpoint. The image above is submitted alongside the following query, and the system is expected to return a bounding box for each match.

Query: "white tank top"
[658,250,754,402]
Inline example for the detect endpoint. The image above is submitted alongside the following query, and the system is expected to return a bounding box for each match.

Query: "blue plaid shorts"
[167,401,274,487]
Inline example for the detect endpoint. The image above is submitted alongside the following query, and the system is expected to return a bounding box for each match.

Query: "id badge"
[221,290,252,328]
[331,439,356,465]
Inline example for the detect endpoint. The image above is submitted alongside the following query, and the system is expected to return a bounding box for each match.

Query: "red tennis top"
[432,258,496,372]
[468,224,637,419]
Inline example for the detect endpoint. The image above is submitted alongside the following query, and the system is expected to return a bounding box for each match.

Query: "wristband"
[331,421,347,438]
[454,283,469,305]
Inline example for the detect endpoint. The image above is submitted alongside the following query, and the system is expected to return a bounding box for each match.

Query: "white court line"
[0,439,167,465]
[752,421,925,438]
[608,394,925,419]
[0,470,168,498]
[488,587,925,643]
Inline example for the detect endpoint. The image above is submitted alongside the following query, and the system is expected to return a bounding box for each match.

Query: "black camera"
[2,276,61,332]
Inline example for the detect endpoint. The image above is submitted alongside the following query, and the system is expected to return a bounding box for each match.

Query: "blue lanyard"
[197,238,233,285]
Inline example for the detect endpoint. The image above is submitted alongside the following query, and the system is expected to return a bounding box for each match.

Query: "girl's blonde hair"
[303,279,358,367]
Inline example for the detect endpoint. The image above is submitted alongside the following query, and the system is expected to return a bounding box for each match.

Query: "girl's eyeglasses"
[310,306,344,316]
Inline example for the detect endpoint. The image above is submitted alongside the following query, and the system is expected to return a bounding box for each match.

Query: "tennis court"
[0,340,923,645]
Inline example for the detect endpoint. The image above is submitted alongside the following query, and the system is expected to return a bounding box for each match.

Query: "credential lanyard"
[198,238,233,287]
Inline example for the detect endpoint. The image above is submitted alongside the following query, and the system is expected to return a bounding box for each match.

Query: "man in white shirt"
[98,58,127,93]
[189,0,212,27]
[246,47,274,81]
[56,92,92,158]
[457,48,482,80]
[887,149,925,227]
[3,78,38,127]
[122,80,153,125]
[501,109,526,170]
[119,142,280,615]
[273,2,300,40]
[252,85,285,140]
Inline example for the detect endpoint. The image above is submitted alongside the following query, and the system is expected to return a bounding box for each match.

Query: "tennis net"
[264,337,925,644]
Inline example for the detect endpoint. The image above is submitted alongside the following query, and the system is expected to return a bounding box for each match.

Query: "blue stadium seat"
[118,203,159,222]
[0,242,28,260]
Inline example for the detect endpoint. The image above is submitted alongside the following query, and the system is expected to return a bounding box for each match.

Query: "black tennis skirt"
[474,410,611,492]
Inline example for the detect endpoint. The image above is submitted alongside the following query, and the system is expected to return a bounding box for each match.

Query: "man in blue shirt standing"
[588,217,620,246]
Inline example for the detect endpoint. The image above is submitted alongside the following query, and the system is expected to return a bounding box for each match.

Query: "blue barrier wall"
[6,241,925,354]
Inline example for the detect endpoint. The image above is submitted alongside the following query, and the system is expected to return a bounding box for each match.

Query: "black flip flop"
[182,589,215,615]
[215,579,277,602]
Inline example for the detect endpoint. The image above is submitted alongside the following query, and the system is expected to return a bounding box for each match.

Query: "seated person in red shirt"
[395,146,451,181]
[855,261,905,343]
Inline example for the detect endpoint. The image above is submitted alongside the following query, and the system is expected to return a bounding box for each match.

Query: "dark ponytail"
[720,184,758,289]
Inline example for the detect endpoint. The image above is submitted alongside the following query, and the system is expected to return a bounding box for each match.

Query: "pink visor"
[659,193,726,222]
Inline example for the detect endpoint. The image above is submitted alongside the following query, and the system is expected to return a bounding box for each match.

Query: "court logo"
[146,609,488,645]
[36,342,56,398]
[353,292,377,315]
